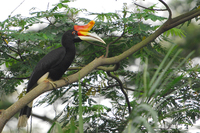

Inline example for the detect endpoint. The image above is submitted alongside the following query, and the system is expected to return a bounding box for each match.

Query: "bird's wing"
[27,47,66,90]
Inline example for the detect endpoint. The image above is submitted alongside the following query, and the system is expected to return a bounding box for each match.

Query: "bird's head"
[72,20,106,44]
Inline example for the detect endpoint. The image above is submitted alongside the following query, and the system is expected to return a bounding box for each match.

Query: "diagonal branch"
[10,0,26,16]
[1,37,24,61]
[32,113,53,124]
[0,49,20,61]
[165,9,200,30]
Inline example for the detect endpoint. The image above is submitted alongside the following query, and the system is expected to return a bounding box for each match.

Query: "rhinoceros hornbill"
[17,20,105,127]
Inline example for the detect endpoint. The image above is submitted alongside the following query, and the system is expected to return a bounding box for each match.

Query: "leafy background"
[1,0,200,132]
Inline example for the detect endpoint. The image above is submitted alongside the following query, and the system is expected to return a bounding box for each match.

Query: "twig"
[159,0,172,19]
[0,49,20,61]
[85,41,106,48]
[10,0,26,16]
[124,86,143,92]
[4,42,18,53]
[2,37,24,61]
[77,48,105,56]
[32,113,53,124]
[105,32,124,58]
[134,3,167,11]
[105,16,126,58]
[0,76,29,80]
[107,71,131,114]
[16,42,24,61]
[101,84,141,92]
[46,17,53,25]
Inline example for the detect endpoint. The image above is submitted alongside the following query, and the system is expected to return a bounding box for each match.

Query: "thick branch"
[165,9,200,30]
[0,82,50,131]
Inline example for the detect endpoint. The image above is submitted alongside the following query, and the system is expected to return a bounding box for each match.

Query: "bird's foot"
[61,77,69,84]
[44,79,57,89]
[100,55,104,58]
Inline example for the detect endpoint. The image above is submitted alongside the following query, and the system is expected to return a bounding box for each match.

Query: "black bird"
[17,20,105,127]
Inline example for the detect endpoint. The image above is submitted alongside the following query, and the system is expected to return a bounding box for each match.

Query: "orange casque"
[74,20,95,36]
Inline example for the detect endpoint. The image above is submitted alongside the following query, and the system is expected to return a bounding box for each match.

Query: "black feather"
[18,29,80,122]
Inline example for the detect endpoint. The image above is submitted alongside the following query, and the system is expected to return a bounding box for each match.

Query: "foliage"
[1,0,200,132]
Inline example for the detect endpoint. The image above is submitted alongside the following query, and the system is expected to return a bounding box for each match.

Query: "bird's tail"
[17,101,33,128]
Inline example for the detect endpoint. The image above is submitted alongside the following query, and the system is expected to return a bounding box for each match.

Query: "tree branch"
[105,32,125,58]
[68,63,119,72]
[134,3,167,11]
[85,41,106,48]
[166,9,200,29]
[1,37,24,61]
[107,71,131,114]
[0,49,20,61]
[10,0,26,16]
[0,76,29,80]
[77,48,105,56]
[135,0,172,19]
[32,113,53,124]
[159,0,172,19]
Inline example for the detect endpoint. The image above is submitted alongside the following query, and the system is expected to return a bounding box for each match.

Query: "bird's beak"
[74,20,106,44]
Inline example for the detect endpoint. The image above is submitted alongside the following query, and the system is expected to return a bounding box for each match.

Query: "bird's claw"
[100,55,104,58]
[45,79,57,89]
[50,81,57,89]
[62,77,69,84]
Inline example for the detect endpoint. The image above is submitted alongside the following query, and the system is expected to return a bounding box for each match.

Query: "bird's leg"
[61,77,69,84]
[44,79,57,89]
[37,72,57,89]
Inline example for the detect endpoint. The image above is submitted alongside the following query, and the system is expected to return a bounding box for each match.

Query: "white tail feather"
[17,115,28,128]
[18,101,33,128]
[28,101,33,107]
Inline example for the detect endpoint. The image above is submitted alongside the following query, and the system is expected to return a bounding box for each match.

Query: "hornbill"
[17,20,105,128]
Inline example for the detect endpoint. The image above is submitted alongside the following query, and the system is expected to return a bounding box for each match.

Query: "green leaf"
[78,72,83,133]
[58,3,63,9]
[43,33,48,39]
[70,117,76,133]
[163,28,186,38]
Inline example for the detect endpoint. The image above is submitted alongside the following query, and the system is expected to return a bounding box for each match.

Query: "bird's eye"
[72,31,76,35]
